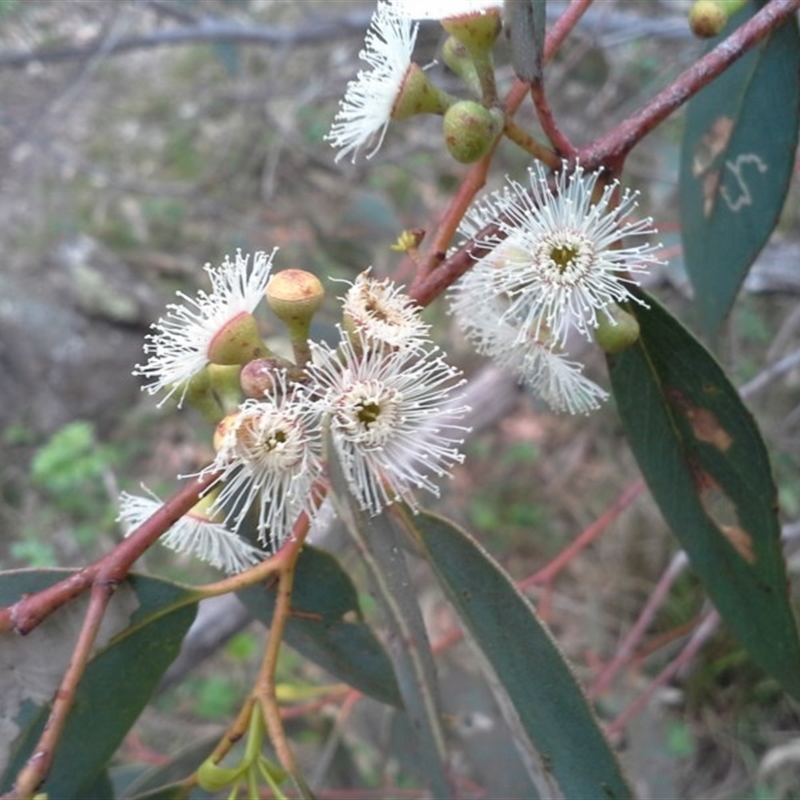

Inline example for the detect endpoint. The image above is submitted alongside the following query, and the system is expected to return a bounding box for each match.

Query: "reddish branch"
[411,0,800,305]
[0,472,218,636]
[6,583,117,800]
[579,0,800,173]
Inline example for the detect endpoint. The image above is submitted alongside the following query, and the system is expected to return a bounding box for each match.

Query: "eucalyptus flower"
[450,261,607,415]
[118,488,264,575]
[134,249,275,407]
[197,372,323,549]
[327,1,462,163]
[459,162,661,347]
[310,330,469,515]
[341,270,430,351]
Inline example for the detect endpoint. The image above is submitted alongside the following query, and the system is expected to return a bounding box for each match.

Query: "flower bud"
[213,411,240,452]
[392,63,454,121]
[441,8,502,53]
[688,0,727,38]
[267,269,324,366]
[206,363,244,414]
[239,356,304,398]
[266,269,324,323]
[187,487,224,523]
[443,101,503,163]
[594,306,641,353]
[206,311,268,366]
[179,367,226,423]
[441,36,481,96]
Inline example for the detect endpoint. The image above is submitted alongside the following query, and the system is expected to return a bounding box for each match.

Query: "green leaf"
[237,546,401,707]
[0,569,199,799]
[324,427,451,798]
[506,0,546,82]
[608,293,800,700]
[679,5,800,332]
[412,512,633,800]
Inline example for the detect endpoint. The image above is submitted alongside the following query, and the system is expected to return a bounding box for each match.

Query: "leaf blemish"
[692,115,734,216]
[667,389,732,451]
[720,153,768,213]
[693,469,756,564]
[720,524,756,564]
[692,115,734,177]
[686,407,732,451]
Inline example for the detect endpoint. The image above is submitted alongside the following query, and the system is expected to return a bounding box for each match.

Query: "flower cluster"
[450,161,662,414]
[125,258,468,572]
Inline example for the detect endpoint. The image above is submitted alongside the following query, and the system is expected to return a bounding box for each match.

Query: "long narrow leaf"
[325,432,452,799]
[679,4,800,331]
[412,512,634,800]
[608,292,800,700]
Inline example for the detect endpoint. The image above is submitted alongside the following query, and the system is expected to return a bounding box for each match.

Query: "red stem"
[589,550,689,698]
[531,78,576,157]
[5,582,116,800]
[407,0,594,297]
[518,479,645,591]
[544,0,595,62]
[604,610,720,741]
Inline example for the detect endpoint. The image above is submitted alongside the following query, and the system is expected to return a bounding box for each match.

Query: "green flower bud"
[688,0,728,38]
[443,101,503,163]
[266,269,324,322]
[441,8,502,53]
[206,363,244,415]
[206,311,268,366]
[266,269,324,366]
[441,36,481,96]
[594,306,641,353]
[392,63,454,121]
[179,366,225,422]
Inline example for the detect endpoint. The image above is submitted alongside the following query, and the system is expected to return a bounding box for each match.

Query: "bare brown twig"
[5,583,117,800]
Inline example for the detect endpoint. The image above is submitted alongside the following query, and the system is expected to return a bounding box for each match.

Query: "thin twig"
[252,532,313,798]
[0,14,374,69]
[5,582,117,800]
[589,551,690,699]
[604,610,720,742]
[739,346,800,399]
[530,78,576,157]
[519,478,646,592]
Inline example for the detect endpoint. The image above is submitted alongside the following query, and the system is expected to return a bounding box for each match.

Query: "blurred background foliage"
[0,1,799,797]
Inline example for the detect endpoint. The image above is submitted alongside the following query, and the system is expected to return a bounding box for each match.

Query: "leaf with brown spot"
[608,292,800,701]
[679,5,800,331]
[691,116,734,178]
[721,525,756,564]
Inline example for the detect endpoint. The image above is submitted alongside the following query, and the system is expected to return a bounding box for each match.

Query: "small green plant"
[29,420,119,546]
